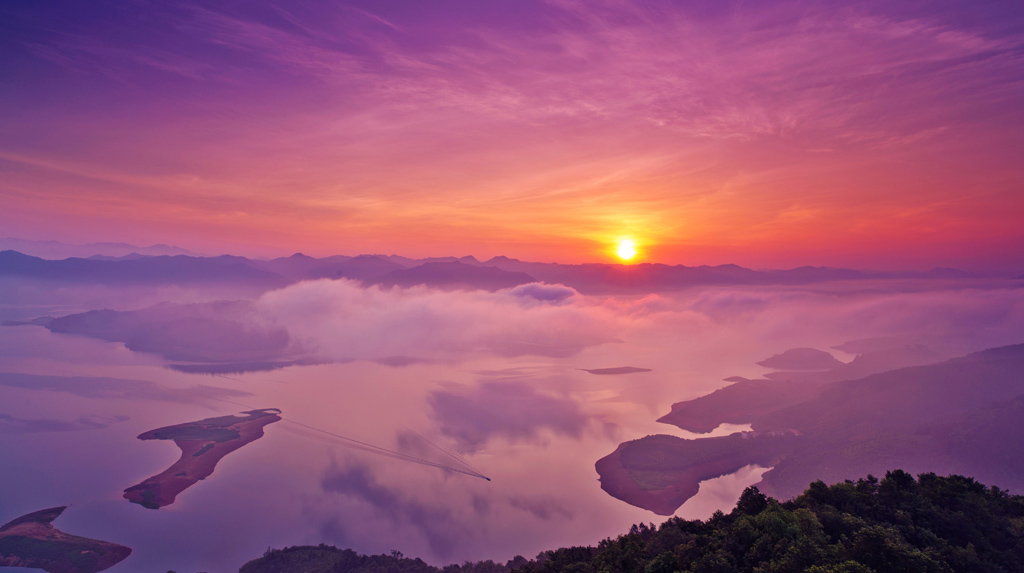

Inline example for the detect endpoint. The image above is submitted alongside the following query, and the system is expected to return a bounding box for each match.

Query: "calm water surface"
[0,324,765,573]
[7,280,1020,572]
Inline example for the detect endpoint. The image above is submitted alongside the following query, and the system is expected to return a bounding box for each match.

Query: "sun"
[616,239,637,261]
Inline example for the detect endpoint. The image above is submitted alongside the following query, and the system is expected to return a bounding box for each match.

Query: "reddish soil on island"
[124,408,281,509]
[0,506,131,573]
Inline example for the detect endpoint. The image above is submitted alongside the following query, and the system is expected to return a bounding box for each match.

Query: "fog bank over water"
[257,279,617,360]
[0,275,1022,571]
[255,278,1024,367]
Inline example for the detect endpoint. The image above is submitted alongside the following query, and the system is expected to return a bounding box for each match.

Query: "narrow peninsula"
[0,506,131,573]
[124,408,282,509]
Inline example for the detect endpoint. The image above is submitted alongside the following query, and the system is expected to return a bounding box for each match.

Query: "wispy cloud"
[2,1,1022,267]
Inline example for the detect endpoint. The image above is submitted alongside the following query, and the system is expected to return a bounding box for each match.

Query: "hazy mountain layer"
[0,249,999,296]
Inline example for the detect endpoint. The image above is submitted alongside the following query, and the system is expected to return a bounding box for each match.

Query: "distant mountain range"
[0,250,289,289]
[0,237,204,259]
[0,249,1005,294]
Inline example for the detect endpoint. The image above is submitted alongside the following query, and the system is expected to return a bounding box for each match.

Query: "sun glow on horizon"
[616,239,637,262]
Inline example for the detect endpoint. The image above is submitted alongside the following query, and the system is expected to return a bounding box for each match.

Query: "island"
[596,430,801,515]
[597,343,1024,515]
[578,367,653,375]
[0,506,131,573]
[124,408,282,509]
[754,347,844,370]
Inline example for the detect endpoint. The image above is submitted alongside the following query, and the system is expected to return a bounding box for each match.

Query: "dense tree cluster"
[242,471,1024,573]
[239,544,525,573]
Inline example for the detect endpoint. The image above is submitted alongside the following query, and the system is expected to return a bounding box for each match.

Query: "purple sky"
[2,0,1023,269]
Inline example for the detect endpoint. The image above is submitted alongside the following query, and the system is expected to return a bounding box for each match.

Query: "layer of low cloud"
[677,283,1024,356]
[257,279,619,361]
[24,277,1024,376]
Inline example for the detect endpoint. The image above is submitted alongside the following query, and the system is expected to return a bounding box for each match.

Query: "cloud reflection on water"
[429,379,589,451]
[1,278,1024,571]
[321,462,461,559]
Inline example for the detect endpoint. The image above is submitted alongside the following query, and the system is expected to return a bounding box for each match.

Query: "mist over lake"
[2,268,1023,572]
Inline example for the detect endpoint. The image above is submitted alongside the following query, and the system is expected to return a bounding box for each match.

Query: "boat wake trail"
[209,397,491,481]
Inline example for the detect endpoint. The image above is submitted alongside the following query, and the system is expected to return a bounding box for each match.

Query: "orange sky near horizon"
[1,1,1022,270]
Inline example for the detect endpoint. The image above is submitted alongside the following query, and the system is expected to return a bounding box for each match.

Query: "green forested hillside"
[241,471,1024,573]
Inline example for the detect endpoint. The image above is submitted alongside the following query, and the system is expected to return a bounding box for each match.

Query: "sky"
[1,0,1023,270]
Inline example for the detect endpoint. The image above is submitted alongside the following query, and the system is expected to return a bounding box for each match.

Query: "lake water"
[3,280,1022,572]
[0,325,766,572]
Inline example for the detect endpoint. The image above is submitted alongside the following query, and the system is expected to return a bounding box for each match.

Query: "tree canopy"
[242,471,1024,573]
